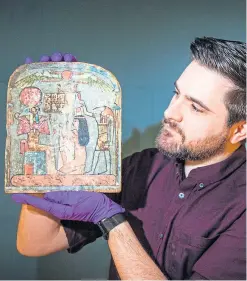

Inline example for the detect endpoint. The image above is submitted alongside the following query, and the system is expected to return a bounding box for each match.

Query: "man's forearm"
[108,221,167,280]
[17,200,68,256]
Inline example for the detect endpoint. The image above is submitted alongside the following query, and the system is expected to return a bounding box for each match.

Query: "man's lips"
[163,123,181,137]
[164,123,176,131]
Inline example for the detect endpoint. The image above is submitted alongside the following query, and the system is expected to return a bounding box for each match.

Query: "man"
[12,37,246,280]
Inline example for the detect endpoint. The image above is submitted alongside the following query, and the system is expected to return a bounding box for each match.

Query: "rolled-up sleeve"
[190,211,246,280]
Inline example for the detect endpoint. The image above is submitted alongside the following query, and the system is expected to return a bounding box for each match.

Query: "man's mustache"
[162,118,184,136]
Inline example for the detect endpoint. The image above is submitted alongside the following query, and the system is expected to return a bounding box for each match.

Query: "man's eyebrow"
[174,81,214,113]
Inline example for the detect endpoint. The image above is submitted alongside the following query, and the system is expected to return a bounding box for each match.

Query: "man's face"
[156,60,235,161]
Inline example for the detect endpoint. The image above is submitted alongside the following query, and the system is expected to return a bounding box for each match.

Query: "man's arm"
[108,220,167,280]
[108,210,246,280]
[16,203,69,256]
[15,191,120,257]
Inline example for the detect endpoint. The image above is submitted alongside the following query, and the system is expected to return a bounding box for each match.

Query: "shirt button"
[199,183,204,188]
[178,192,185,199]
[159,233,164,239]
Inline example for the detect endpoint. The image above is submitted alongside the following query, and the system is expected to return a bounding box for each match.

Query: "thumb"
[44,191,90,205]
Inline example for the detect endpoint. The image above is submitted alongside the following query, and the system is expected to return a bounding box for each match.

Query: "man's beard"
[155,118,228,161]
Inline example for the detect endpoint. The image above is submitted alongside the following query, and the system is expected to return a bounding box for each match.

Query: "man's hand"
[12,191,125,224]
[25,52,77,64]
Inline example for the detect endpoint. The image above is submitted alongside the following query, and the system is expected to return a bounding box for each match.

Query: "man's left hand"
[12,191,125,224]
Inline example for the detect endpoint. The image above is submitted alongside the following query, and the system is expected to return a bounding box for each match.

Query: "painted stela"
[5,62,122,193]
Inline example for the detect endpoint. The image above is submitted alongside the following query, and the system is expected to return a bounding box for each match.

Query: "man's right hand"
[25,52,77,64]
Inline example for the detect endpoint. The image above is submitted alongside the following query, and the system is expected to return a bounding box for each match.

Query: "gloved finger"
[44,191,71,204]
[44,190,91,205]
[51,52,63,62]
[11,193,30,203]
[40,55,51,62]
[12,193,73,219]
[64,53,77,62]
[25,57,33,64]
[25,52,77,64]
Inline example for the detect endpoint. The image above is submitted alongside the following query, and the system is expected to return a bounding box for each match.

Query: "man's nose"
[164,101,183,123]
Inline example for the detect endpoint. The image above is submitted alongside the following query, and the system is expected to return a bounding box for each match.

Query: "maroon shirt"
[61,145,246,280]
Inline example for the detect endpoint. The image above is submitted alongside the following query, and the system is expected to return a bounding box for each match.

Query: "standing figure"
[58,116,89,174]
[73,84,99,174]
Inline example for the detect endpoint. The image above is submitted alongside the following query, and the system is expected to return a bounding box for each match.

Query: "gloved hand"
[25,52,77,64]
[12,191,125,224]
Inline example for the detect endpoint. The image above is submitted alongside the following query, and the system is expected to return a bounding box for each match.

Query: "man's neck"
[184,142,241,178]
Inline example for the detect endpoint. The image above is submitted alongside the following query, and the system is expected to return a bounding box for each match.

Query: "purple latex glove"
[25,52,77,64]
[12,191,125,224]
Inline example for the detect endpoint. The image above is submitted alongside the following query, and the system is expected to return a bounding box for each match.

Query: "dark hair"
[190,37,246,127]
[74,116,90,146]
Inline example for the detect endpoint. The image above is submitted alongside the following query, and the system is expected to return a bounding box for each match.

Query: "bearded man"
[13,37,246,280]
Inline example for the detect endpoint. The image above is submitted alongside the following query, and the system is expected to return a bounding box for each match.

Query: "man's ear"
[230,121,247,144]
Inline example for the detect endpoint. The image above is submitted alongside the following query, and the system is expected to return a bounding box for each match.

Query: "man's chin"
[155,140,180,158]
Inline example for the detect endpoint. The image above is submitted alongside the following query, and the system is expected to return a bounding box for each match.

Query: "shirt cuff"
[61,220,102,254]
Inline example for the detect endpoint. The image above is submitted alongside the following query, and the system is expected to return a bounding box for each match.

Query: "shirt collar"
[175,144,246,188]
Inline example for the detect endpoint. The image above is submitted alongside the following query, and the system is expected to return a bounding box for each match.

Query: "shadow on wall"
[122,122,162,158]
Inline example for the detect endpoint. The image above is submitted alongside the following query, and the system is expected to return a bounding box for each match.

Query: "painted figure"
[15,87,56,174]
[58,117,89,174]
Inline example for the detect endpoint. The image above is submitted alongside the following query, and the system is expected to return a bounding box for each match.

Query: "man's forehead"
[176,60,234,104]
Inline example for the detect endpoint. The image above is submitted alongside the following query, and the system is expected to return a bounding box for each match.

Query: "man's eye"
[191,104,203,113]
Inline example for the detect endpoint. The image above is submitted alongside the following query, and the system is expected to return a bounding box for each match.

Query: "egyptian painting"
[5,62,121,193]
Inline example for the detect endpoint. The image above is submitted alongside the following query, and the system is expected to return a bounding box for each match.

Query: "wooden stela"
[5,62,122,193]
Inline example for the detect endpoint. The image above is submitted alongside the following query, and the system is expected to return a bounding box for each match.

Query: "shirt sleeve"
[189,211,246,280]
